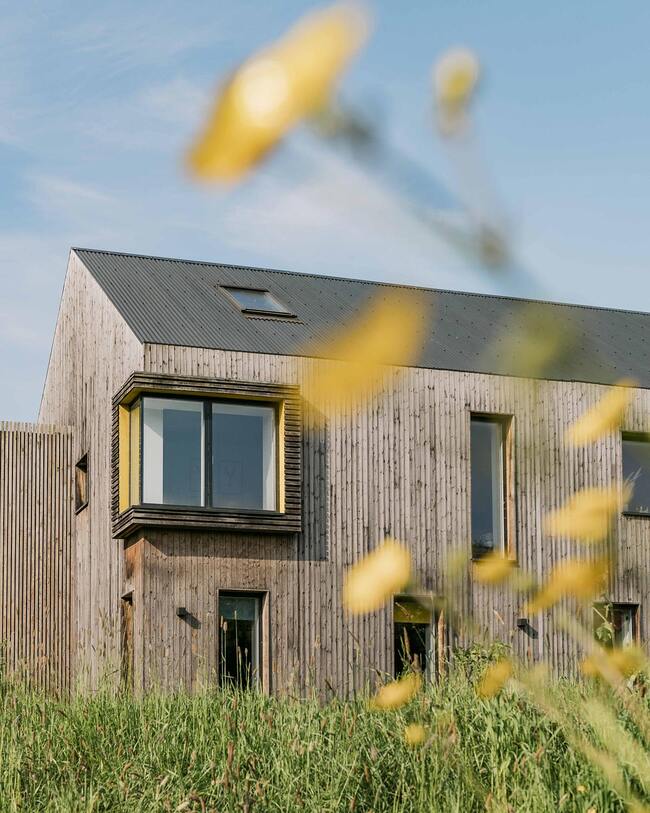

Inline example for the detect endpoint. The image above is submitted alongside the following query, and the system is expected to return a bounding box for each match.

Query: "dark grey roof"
[74,248,650,389]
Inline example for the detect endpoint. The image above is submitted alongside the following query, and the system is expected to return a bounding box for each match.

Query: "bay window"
[113,372,302,538]
[123,395,279,510]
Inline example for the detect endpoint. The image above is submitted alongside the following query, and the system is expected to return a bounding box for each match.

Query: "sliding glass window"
[135,395,278,510]
[470,416,508,559]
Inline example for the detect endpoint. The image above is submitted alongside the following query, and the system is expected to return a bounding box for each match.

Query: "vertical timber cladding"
[140,343,650,694]
[38,250,144,689]
[0,422,74,692]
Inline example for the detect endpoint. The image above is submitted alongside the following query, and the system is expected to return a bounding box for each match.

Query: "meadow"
[0,665,640,813]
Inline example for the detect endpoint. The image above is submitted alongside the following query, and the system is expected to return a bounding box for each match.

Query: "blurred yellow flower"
[582,646,646,680]
[404,722,427,746]
[433,47,480,110]
[473,551,514,585]
[545,486,629,543]
[302,290,428,420]
[188,3,368,180]
[566,380,636,446]
[526,558,608,614]
[371,672,422,710]
[343,538,411,614]
[477,659,512,698]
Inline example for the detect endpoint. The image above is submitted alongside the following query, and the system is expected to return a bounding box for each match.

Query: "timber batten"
[0,422,73,692]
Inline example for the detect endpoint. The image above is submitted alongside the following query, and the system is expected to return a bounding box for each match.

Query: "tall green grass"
[0,672,640,812]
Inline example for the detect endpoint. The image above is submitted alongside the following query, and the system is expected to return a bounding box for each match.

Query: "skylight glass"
[222,287,293,316]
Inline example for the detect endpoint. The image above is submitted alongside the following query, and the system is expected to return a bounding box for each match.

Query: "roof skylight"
[222,287,294,317]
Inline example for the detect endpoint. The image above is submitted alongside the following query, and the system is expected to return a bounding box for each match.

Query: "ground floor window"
[593,602,639,648]
[393,596,434,677]
[219,592,262,688]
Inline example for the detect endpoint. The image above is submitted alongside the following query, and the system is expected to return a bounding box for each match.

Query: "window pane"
[393,598,431,678]
[614,606,635,647]
[224,287,291,314]
[219,594,261,688]
[212,403,276,510]
[471,418,505,558]
[623,438,650,514]
[142,398,204,506]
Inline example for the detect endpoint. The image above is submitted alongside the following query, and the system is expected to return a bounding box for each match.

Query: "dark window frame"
[220,286,296,319]
[136,393,281,513]
[393,595,434,679]
[622,431,650,518]
[218,589,266,690]
[74,452,89,514]
[593,601,640,649]
[470,413,515,561]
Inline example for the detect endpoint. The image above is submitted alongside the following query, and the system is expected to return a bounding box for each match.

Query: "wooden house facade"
[1,248,649,693]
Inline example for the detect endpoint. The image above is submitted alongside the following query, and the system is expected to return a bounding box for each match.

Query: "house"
[1,247,649,694]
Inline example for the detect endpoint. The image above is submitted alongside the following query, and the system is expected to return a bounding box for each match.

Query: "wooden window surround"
[111,372,301,539]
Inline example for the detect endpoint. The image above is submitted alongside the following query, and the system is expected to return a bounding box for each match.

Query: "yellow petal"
[302,290,428,421]
[473,551,514,585]
[545,486,629,543]
[188,4,368,180]
[566,380,636,446]
[433,47,480,109]
[371,672,421,710]
[343,538,411,615]
[477,659,512,698]
[527,558,608,613]
[582,647,646,681]
[404,722,427,746]
[609,646,646,677]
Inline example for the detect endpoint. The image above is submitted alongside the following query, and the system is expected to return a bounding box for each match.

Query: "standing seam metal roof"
[73,247,650,389]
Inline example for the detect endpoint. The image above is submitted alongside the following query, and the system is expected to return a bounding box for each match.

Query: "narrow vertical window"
[212,403,277,510]
[120,594,134,692]
[593,602,638,648]
[393,596,432,678]
[75,453,89,513]
[471,416,510,559]
[622,434,650,515]
[219,593,262,688]
[142,397,204,506]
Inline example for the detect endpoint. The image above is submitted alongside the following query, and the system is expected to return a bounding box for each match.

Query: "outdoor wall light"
[176,607,188,618]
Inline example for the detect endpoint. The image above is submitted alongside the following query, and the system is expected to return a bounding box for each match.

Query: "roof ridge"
[72,246,650,319]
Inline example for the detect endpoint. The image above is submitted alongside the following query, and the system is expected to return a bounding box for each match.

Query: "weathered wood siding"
[0,422,73,692]
[130,343,650,694]
[38,251,143,687]
[31,250,650,693]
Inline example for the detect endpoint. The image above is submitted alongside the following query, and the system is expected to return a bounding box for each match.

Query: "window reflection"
[471,417,506,559]
[142,398,204,506]
[212,403,276,510]
[623,436,650,514]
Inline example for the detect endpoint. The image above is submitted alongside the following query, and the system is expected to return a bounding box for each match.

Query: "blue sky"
[1,1,649,420]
